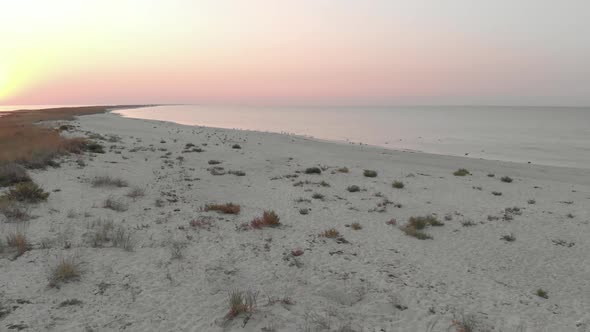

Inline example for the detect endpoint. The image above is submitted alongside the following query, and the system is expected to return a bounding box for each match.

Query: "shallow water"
[115,105,590,169]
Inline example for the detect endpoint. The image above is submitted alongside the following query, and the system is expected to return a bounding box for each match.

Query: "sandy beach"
[1,112,589,332]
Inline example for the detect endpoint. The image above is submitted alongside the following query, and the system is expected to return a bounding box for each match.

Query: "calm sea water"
[115,105,590,169]
[2,104,588,168]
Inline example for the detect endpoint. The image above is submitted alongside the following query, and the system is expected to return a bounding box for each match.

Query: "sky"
[1,0,589,106]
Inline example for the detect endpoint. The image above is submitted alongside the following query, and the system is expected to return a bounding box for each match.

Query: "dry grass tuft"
[347,185,360,192]
[536,288,548,299]
[350,222,362,230]
[500,176,513,183]
[91,176,129,188]
[103,196,128,212]
[0,163,31,187]
[400,215,442,240]
[0,201,30,222]
[304,167,322,174]
[392,181,404,189]
[225,289,258,320]
[319,228,340,238]
[49,256,82,287]
[126,187,145,199]
[250,210,281,229]
[6,226,30,256]
[337,167,349,173]
[111,226,135,251]
[203,203,241,215]
[451,314,483,332]
[363,169,378,177]
[453,168,470,176]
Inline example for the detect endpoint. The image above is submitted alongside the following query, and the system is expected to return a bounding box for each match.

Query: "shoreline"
[112,105,590,170]
[109,111,590,185]
[1,111,589,331]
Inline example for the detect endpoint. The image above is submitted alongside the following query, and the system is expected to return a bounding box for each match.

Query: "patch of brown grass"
[49,256,82,287]
[6,226,29,256]
[0,106,138,166]
[319,228,340,238]
[350,222,362,230]
[225,289,258,321]
[400,215,442,240]
[203,202,241,215]
[250,210,281,229]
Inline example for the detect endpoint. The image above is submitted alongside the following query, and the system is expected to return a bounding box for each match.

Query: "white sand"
[1,112,589,332]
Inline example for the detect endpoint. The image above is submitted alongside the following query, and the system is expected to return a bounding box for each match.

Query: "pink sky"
[1,1,589,106]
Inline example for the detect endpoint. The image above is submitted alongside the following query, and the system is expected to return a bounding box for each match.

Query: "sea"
[2,104,589,169]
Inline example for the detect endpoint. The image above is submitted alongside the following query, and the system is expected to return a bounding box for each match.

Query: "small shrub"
[250,210,281,229]
[232,144,242,149]
[86,218,114,247]
[49,256,82,286]
[103,197,128,212]
[487,173,495,177]
[190,216,214,229]
[392,181,404,189]
[363,170,377,177]
[461,220,476,227]
[346,185,360,192]
[386,218,397,226]
[566,213,574,219]
[0,201,30,222]
[319,228,340,238]
[204,203,240,214]
[408,215,444,228]
[58,299,83,307]
[126,187,145,199]
[228,170,246,176]
[226,289,258,320]
[401,215,441,240]
[337,167,349,173]
[155,198,165,207]
[312,193,324,200]
[0,163,31,187]
[208,160,222,165]
[3,182,49,203]
[350,222,362,230]
[6,227,29,256]
[111,226,135,251]
[299,208,309,215]
[536,289,548,299]
[291,249,304,256]
[91,176,128,188]
[85,142,105,154]
[451,314,483,332]
[304,167,321,174]
[492,191,502,196]
[208,166,226,176]
[500,176,513,183]
[453,168,470,176]
[501,234,516,242]
[400,225,432,240]
[170,241,184,259]
[527,199,536,204]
